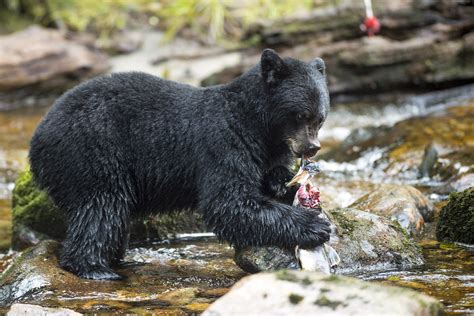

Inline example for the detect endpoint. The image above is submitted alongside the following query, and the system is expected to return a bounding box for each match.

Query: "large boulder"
[11,170,206,250]
[436,187,474,244]
[0,26,109,109]
[204,271,443,315]
[235,208,423,275]
[349,184,434,235]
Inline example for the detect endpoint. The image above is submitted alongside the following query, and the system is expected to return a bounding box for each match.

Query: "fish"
[287,159,340,274]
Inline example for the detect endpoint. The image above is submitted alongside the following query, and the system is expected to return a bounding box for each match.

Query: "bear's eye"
[296,112,312,123]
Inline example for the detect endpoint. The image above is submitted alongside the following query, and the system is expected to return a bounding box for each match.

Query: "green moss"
[313,295,344,310]
[288,293,304,305]
[436,187,474,244]
[275,270,299,283]
[301,277,312,286]
[329,209,357,234]
[322,275,343,283]
[12,169,66,240]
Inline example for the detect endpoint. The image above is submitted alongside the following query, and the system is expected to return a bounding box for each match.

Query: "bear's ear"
[310,57,326,76]
[261,49,288,86]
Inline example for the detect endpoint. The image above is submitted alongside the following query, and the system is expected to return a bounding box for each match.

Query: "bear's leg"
[202,177,330,250]
[59,193,130,280]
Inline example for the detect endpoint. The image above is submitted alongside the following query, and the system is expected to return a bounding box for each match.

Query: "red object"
[361,16,380,36]
[297,184,321,209]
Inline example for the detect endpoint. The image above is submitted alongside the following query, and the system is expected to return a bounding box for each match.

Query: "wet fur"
[29,50,331,280]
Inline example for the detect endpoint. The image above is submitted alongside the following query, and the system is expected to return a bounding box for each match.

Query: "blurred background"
[0,0,473,315]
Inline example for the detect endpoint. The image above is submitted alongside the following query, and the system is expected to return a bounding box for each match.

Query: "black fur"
[29,49,331,280]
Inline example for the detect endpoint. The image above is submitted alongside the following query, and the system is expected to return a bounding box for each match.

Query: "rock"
[446,173,474,193]
[234,247,298,274]
[418,143,439,178]
[11,169,206,250]
[0,26,109,109]
[349,184,434,235]
[203,271,443,316]
[0,239,244,313]
[11,170,66,249]
[234,208,424,275]
[204,6,474,95]
[7,304,82,316]
[436,187,474,244]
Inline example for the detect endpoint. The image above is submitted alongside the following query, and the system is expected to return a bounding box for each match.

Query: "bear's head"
[260,49,329,158]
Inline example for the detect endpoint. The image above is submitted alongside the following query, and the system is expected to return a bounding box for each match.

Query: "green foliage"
[0,0,315,43]
[156,0,314,43]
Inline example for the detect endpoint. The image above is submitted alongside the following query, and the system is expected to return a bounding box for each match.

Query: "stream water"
[0,84,472,314]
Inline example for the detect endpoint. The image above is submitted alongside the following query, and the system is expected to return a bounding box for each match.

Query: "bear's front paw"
[297,215,331,249]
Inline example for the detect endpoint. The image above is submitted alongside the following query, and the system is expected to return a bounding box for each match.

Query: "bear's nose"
[308,138,321,151]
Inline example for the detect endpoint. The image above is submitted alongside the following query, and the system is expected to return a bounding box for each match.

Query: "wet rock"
[0,239,244,313]
[418,143,439,178]
[204,271,443,316]
[7,304,82,316]
[0,26,109,109]
[11,170,206,250]
[329,208,423,274]
[349,184,433,235]
[234,247,298,274]
[234,208,423,275]
[11,170,66,249]
[436,187,474,244]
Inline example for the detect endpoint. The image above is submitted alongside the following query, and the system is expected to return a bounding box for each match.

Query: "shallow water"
[356,241,474,315]
[0,106,47,250]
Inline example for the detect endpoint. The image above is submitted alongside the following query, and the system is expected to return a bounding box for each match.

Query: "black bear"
[29,49,331,280]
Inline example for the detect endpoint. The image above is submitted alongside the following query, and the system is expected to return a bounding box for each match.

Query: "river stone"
[203,271,443,316]
[234,208,423,275]
[7,304,82,316]
[0,26,109,91]
[436,187,474,244]
[349,184,433,235]
[11,169,206,250]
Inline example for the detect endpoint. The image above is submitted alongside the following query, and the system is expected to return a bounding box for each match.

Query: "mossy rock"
[11,169,66,249]
[11,169,206,250]
[234,208,423,274]
[436,187,474,244]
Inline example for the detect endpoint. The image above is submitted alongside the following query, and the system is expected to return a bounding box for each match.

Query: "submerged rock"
[349,184,433,235]
[11,170,206,250]
[204,271,443,316]
[436,187,474,244]
[234,208,423,275]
